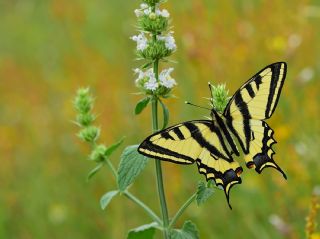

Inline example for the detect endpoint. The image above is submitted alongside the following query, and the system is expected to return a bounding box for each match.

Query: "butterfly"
[138,62,287,209]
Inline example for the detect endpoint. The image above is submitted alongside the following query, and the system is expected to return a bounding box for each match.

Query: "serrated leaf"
[171,221,199,239]
[86,163,104,181]
[105,137,125,157]
[159,99,169,129]
[100,190,119,210]
[127,222,157,239]
[135,97,151,115]
[117,145,149,191]
[196,181,215,206]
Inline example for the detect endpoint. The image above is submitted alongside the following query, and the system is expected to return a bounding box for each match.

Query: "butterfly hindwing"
[232,119,286,178]
[138,120,243,208]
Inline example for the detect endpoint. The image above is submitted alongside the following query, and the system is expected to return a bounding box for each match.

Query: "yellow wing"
[223,62,287,178]
[224,62,286,121]
[231,119,286,178]
[138,120,243,208]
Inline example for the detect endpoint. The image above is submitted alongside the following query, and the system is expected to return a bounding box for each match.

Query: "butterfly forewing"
[138,120,243,208]
[224,62,286,120]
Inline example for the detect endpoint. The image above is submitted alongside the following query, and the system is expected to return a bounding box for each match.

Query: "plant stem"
[124,191,162,225]
[105,158,117,179]
[151,87,170,238]
[151,3,169,238]
[169,193,197,229]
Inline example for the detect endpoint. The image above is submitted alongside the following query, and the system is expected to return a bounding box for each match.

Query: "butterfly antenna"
[208,82,214,100]
[185,101,211,111]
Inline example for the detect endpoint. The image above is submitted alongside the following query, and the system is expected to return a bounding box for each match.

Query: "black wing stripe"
[161,131,175,140]
[213,125,234,161]
[184,122,229,160]
[140,140,194,163]
[212,111,240,156]
[234,93,251,153]
[254,75,263,90]
[246,83,255,98]
[200,121,233,159]
[268,63,286,117]
[265,63,280,118]
[173,127,185,140]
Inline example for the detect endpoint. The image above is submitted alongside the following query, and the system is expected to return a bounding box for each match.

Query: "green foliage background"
[0,0,319,238]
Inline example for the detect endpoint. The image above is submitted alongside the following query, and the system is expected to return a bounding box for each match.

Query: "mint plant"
[73,1,230,238]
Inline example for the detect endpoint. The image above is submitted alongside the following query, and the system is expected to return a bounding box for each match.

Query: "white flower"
[164,34,176,50]
[131,33,148,51]
[140,3,148,9]
[157,32,176,51]
[139,3,152,15]
[134,68,144,84]
[144,69,158,90]
[134,9,143,17]
[134,4,150,17]
[145,79,159,91]
[144,68,155,78]
[134,3,170,19]
[144,8,152,15]
[159,68,177,88]
[156,9,170,18]
[134,68,159,91]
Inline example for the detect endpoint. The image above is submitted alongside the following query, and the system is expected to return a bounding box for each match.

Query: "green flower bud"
[138,14,168,33]
[210,84,230,113]
[76,113,95,127]
[142,0,160,5]
[74,88,94,114]
[89,144,107,162]
[78,126,100,143]
[138,40,172,60]
[154,85,171,97]
[149,12,156,20]
[77,87,90,97]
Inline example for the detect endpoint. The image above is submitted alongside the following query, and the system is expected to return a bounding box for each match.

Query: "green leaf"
[159,99,169,129]
[127,222,157,239]
[141,62,153,69]
[100,190,119,210]
[87,163,104,181]
[135,97,151,115]
[117,145,149,191]
[105,137,125,157]
[196,181,215,206]
[171,221,199,239]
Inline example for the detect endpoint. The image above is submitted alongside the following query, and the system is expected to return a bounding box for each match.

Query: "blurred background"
[0,0,320,238]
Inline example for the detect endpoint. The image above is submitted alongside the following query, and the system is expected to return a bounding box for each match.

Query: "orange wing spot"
[236,167,243,177]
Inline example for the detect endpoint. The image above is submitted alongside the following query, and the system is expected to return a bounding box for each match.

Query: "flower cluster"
[131,0,177,97]
[134,3,170,18]
[134,67,176,94]
[131,31,177,53]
